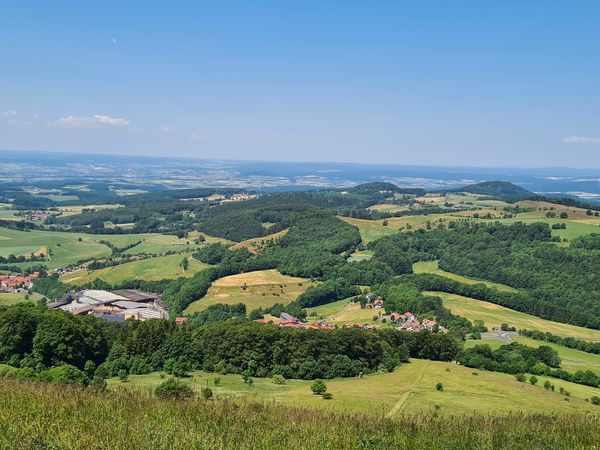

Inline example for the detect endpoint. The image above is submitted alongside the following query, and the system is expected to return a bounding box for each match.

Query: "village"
[255,293,438,333]
[0,272,40,293]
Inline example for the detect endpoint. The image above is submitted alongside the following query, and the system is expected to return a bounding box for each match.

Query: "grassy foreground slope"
[108,359,600,416]
[60,254,212,286]
[2,380,599,450]
[430,291,600,341]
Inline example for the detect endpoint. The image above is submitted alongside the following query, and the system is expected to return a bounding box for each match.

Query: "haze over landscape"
[2,2,600,450]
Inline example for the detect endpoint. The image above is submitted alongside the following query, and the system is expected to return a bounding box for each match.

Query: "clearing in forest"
[184,269,316,314]
[430,291,600,341]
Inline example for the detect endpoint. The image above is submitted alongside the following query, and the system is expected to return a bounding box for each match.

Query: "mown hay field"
[184,270,316,314]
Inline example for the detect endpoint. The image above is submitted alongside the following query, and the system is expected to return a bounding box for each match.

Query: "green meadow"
[0,226,202,269]
[413,261,518,292]
[0,292,43,306]
[60,254,212,286]
[430,291,600,341]
[107,359,600,416]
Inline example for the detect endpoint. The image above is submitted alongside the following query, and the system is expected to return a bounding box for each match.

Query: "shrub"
[213,377,221,386]
[155,378,194,399]
[514,373,526,382]
[529,375,538,386]
[311,379,327,395]
[322,392,333,400]
[272,374,286,385]
[41,365,88,386]
[436,382,444,392]
[591,396,600,406]
[118,369,128,382]
[163,357,190,378]
[201,387,213,400]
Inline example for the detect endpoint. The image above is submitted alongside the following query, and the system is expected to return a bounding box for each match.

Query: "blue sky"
[1,1,599,167]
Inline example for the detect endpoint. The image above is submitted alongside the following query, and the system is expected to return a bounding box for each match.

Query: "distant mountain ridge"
[454,181,534,203]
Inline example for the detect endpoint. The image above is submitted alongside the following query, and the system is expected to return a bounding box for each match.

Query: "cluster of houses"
[47,289,168,322]
[256,313,336,330]
[377,311,437,332]
[0,272,40,292]
[16,211,48,222]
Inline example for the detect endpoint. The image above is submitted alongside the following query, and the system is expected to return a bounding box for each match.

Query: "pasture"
[367,203,409,213]
[230,229,288,253]
[429,291,600,341]
[184,269,315,314]
[0,292,42,306]
[413,261,518,292]
[108,359,600,416]
[0,226,203,269]
[60,254,212,286]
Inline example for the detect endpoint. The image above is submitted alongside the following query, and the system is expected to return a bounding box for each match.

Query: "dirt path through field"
[385,361,429,417]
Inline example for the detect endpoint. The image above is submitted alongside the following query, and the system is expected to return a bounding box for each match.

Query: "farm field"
[413,261,518,292]
[55,204,122,217]
[60,254,212,286]
[0,292,42,306]
[324,301,379,326]
[416,193,509,209]
[184,270,315,314]
[366,203,409,213]
[0,208,20,220]
[107,358,600,416]
[0,226,202,269]
[429,291,600,341]
[305,298,352,318]
[465,335,600,376]
[230,229,288,253]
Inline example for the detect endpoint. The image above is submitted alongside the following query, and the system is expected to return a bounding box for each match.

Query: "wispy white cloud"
[93,114,129,126]
[159,125,172,132]
[190,133,208,141]
[562,136,600,145]
[54,114,130,127]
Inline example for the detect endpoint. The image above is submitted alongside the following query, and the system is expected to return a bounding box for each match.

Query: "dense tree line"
[458,343,600,388]
[519,329,600,355]
[0,305,460,382]
[294,279,361,308]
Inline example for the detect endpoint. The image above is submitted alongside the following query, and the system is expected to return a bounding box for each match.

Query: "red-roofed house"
[421,319,437,331]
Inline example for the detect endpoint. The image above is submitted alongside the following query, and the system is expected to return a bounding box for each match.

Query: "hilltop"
[454,181,533,203]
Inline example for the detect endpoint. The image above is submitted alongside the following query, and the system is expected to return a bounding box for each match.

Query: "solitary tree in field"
[181,257,189,271]
[311,379,327,395]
